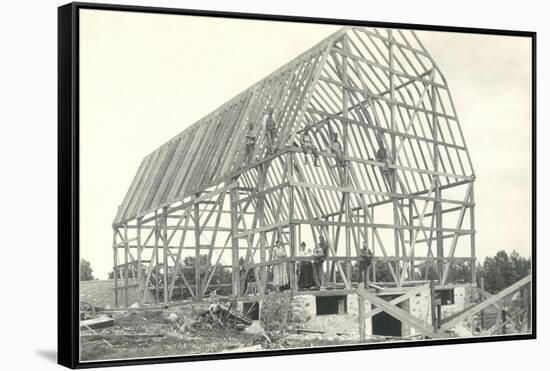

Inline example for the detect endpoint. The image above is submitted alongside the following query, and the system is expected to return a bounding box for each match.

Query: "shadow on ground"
[36,350,57,363]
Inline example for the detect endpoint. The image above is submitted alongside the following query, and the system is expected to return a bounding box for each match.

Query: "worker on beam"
[331,132,345,167]
[244,121,256,163]
[370,139,392,186]
[358,241,373,286]
[312,235,328,290]
[263,107,278,154]
[300,126,320,167]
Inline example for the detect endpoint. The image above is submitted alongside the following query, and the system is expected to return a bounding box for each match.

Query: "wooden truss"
[111,27,477,307]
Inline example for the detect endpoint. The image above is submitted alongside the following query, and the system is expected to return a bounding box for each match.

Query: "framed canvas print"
[58,2,536,368]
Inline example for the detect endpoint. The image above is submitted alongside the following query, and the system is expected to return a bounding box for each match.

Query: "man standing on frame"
[244,121,256,164]
[312,235,328,290]
[263,107,277,154]
[358,241,372,285]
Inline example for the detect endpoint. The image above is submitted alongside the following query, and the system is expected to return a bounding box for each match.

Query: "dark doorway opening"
[372,310,402,337]
[371,296,410,337]
[316,295,347,315]
[243,302,259,320]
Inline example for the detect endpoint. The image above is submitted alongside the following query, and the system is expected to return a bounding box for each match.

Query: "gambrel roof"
[114,27,474,225]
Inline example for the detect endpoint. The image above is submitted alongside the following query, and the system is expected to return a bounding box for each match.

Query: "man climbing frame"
[371,138,392,187]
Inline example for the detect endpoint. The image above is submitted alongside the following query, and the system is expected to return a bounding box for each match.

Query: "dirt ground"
[81,291,526,362]
[80,303,378,362]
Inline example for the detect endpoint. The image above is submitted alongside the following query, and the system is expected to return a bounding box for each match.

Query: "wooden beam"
[437,275,531,333]
[357,288,444,339]
[230,187,241,296]
[361,283,430,321]
[193,199,202,299]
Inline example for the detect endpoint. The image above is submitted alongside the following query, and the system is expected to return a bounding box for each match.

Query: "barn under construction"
[109,27,531,340]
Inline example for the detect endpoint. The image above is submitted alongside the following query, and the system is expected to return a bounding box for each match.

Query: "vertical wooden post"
[501,309,507,335]
[288,153,297,292]
[430,280,438,330]
[431,71,443,284]
[358,282,366,341]
[389,30,400,286]
[470,185,476,283]
[194,199,202,300]
[230,186,241,296]
[289,224,297,292]
[409,198,414,280]
[136,218,143,306]
[162,208,169,305]
[258,165,267,295]
[480,276,485,330]
[371,206,377,282]
[123,223,129,308]
[526,283,532,331]
[154,211,160,304]
[436,303,442,330]
[112,227,118,307]
[342,34,352,285]
[435,178,443,282]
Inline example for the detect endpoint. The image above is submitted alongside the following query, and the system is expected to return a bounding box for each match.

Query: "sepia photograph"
[61,3,534,366]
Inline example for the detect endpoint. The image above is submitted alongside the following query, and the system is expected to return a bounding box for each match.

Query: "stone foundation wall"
[238,286,435,339]
[293,293,372,340]
[408,287,432,335]
[290,295,316,323]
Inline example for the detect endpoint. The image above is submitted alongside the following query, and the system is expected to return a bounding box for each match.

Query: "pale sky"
[79,9,532,279]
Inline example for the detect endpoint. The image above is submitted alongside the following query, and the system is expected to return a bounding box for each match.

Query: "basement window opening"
[316,295,347,315]
[243,302,260,320]
[439,289,455,305]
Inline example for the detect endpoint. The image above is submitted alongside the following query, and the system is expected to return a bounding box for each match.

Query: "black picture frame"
[58,2,537,368]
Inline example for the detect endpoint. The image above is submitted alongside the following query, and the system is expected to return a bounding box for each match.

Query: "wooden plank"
[293,217,472,235]
[361,283,430,321]
[437,275,532,333]
[80,317,115,330]
[307,107,465,152]
[358,282,366,341]
[193,200,202,299]
[357,288,443,338]
[139,182,237,225]
[440,182,473,285]
[230,187,241,296]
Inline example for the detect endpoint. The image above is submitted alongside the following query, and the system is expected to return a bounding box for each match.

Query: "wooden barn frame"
[111,26,477,307]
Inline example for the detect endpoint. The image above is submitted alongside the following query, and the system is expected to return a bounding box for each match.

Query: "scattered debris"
[244,321,272,343]
[80,316,115,330]
[196,302,252,328]
[244,321,264,335]
[451,325,473,337]
[165,313,179,323]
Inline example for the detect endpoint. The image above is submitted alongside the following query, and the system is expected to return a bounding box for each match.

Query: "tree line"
[367,249,531,293]
[81,249,531,295]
